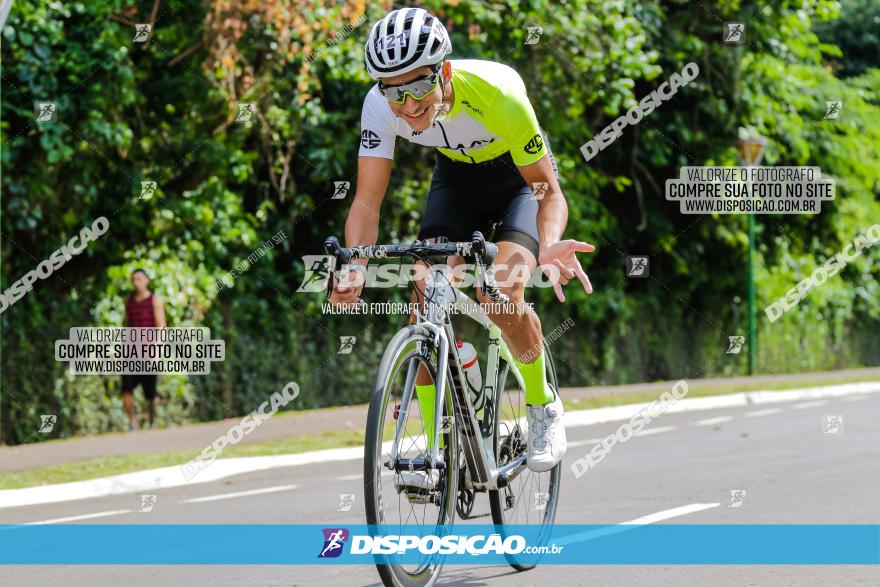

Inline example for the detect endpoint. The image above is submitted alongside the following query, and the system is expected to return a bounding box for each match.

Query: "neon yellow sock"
[415,383,444,449]
[514,351,554,405]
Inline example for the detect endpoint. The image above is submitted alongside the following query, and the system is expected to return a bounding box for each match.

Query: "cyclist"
[330,7,594,487]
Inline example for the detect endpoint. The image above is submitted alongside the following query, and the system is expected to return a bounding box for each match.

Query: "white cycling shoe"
[526,388,567,472]
[394,470,440,504]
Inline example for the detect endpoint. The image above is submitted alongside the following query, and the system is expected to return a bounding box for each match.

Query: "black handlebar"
[324,231,497,264]
[322,232,508,304]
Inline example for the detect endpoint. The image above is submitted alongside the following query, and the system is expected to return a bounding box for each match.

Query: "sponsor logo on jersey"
[524,133,543,154]
[361,130,381,149]
[461,99,484,117]
[446,138,495,151]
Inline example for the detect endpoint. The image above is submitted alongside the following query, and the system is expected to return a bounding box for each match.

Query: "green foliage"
[2,0,878,444]
[815,0,880,77]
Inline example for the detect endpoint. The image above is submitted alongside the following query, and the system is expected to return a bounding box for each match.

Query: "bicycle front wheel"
[364,325,459,587]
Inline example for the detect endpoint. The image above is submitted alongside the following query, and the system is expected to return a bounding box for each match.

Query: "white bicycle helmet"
[364,7,452,80]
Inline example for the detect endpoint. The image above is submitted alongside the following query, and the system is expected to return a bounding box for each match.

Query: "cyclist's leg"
[408,266,441,450]
[475,151,557,406]
[412,157,481,449]
[477,192,568,472]
[407,253,469,450]
[473,236,553,406]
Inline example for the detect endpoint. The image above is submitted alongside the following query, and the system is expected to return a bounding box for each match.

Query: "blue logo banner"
[1,524,877,565]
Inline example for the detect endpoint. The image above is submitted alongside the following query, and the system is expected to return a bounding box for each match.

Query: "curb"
[564,380,880,427]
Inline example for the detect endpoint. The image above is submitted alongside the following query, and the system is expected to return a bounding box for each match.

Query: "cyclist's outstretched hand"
[538,240,595,302]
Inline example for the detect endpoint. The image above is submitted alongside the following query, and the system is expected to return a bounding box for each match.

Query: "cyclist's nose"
[401,95,419,111]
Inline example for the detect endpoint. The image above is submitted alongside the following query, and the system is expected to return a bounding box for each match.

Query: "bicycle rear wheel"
[488,342,561,571]
[364,325,459,587]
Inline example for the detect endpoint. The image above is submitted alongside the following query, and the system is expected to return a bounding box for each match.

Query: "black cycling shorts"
[418,143,558,260]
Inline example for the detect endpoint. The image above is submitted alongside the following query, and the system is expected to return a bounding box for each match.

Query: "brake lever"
[324,236,352,264]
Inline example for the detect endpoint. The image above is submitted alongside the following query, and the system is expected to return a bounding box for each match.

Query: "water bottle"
[456,341,485,410]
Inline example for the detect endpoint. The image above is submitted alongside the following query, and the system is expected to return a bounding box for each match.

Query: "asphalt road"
[2,393,879,586]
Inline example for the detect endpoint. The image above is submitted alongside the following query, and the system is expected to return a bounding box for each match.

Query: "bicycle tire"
[364,325,459,587]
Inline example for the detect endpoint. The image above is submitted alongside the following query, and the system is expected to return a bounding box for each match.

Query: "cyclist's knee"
[475,281,525,310]
[502,281,526,303]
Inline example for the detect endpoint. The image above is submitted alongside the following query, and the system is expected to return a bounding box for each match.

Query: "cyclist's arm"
[345,156,392,259]
[518,157,567,250]
[331,156,392,303]
[350,85,396,254]
[332,88,397,302]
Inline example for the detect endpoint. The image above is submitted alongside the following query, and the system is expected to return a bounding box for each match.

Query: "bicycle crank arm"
[459,511,493,520]
[496,453,528,488]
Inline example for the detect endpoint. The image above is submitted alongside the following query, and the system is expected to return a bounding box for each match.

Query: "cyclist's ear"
[441,60,452,81]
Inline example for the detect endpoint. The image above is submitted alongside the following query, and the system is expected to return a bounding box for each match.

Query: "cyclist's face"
[382,64,447,132]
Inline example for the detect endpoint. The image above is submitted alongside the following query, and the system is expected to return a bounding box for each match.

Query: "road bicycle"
[324,232,560,587]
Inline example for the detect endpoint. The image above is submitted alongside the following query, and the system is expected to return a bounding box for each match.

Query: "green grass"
[0,428,367,490]
[0,451,196,490]
[2,372,876,490]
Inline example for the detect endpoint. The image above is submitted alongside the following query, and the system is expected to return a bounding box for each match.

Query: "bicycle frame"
[388,263,529,492]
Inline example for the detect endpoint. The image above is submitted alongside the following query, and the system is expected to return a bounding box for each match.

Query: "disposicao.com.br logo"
[319,528,562,557]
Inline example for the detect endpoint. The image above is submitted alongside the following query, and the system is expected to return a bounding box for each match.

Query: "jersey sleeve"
[358,86,397,160]
[486,72,547,166]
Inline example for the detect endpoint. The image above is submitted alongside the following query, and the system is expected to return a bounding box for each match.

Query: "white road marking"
[182,484,298,504]
[694,416,734,426]
[792,400,829,409]
[623,502,720,525]
[338,469,395,482]
[744,408,783,418]
[556,502,720,546]
[635,425,677,437]
[28,509,132,525]
[842,395,868,402]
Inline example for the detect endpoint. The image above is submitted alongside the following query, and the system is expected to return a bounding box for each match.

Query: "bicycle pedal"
[402,490,437,505]
[396,483,436,504]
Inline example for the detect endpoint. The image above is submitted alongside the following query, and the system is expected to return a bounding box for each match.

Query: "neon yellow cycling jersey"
[358,59,548,166]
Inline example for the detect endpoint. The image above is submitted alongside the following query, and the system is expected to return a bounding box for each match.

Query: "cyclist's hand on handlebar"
[538,239,595,302]
[328,265,365,307]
